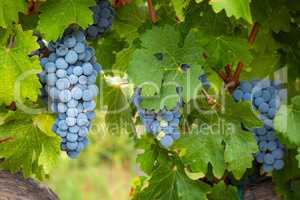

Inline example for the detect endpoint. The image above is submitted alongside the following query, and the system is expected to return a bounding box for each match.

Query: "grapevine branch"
[217,62,244,94]
[7,101,17,111]
[112,0,132,8]
[27,1,42,15]
[248,22,259,46]
[147,0,158,23]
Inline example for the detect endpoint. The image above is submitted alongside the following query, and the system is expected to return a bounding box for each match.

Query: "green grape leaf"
[140,82,180,111]
[182,2,234,37]
[0,112,60,179]
[103,82,135,135]
[128,26,205,110]
[92,32,126,71]
[0,0,26,28]
[171,0,191,21]
[223,130,258,178]
[251,0,291,33]
[134,164,210,200]
[194,30,252,69]
[208,181,239,200]
[210,0,252,23]
[222,95,263,128]
[113,2,147,44]
[241,31,281,79]
[175,125,257,179]
[136,136,159,175]
[175,133,226,178]
[0,26,41,105]
[37,0,95,41]
[128,49,164,96]
[274,96,300,146]
[113,47,135,75]
[273,151,300,200]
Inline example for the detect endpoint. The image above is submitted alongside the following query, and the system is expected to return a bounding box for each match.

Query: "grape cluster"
[39,30,101,158]
[86,0,115,40]
[133,88,182,148]
[233,80,286,172]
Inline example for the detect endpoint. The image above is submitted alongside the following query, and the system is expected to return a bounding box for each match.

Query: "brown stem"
[147,0,158,23]
[248,22,259,46]
[7,102,17,111]
[233,62,244,81]
[112,0,132,8]
[217,62,244,94]
[225,64,232,77]
[217,71,227,82]
[0,137,14,144]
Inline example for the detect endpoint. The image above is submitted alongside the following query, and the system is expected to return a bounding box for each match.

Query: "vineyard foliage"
[0,0,300,199]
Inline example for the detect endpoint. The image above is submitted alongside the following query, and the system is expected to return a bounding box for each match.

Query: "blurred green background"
[45,112,136,200]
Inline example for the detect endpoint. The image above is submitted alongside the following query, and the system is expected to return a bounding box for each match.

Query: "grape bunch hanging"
[133,88,182,148]
[86,0,115,40]
[233,80,286,172]
[39,30,101,158]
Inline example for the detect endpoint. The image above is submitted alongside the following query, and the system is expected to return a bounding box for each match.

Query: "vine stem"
[147,0,158,23]
[248,22,259,46]
[217,62,244,94]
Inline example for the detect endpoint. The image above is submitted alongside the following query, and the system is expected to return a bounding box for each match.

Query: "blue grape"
[45,62,56,73]
[69,125,80,133]
[68,74,79,84]
[59,90,72,102]
[71,87,83,100]
[56,78,70,90]
[56,45,68,56]
[83,63,94,75]
[133,88,182,148]
[240,81,252,92]
[267,141,277,151]
[46,73,57,86]
[264,153,274,165]
[38,30,101,158]
[66,117,76,126]
[63,36,76,48]
[74,42,85,53]
[73,66,83,76]
[78,75,88,85]
[66,142,78,150]
[258,103,269,113]
[233,89,243,101]
[262,164,274,173]
[67,108,78,117]
[273,159,284,170]
[160,135,174,148]
[232,79,286,172]
[65,50,78,64]
[86,0,115,40]
[242,93,251,101]
[199,73,211,89]
[181,64,190,71]
[254,97,264,107]
[56,69,67,78]
[256,153,264,163]
[55,58,68,69]
[272,148,284,159]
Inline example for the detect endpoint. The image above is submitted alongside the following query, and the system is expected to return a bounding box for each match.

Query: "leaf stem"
[248,22,259,46]
[147,0,158,24]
